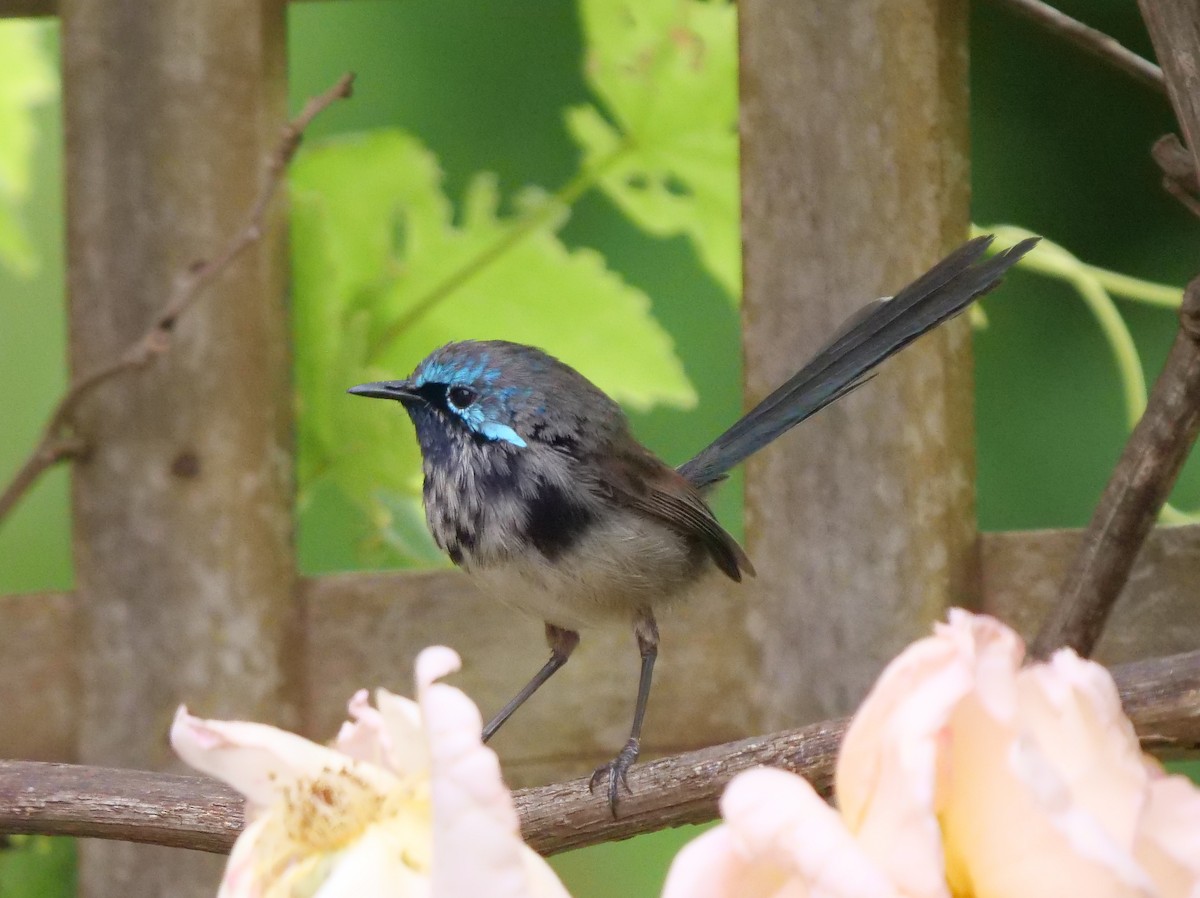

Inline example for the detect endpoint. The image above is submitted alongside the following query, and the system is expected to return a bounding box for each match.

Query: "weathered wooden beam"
[7,523,1196,776]
[983,524,1200,663]
[301,570,760,789]
[739,0,974,725]
[4,645,1198,857]
[0,592,75,763]
[60,0,292,895]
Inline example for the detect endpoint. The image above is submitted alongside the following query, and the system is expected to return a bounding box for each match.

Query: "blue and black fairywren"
[349,234,1037,810]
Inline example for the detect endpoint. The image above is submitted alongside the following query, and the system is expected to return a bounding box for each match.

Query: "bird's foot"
[588,736,641,817]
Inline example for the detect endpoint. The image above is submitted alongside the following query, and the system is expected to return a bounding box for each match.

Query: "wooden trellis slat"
[59,0,292,895]
[739,0,975,726]
[7,521,1198,785]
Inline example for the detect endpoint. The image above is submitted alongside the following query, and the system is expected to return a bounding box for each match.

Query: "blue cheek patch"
[479,421,527,448]
[451,405,527,448]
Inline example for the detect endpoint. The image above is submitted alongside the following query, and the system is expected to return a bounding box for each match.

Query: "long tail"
[678,234,1039,489]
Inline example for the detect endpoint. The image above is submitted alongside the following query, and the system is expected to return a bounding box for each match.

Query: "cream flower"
[172,646,569,898]
[662,610,1200,898]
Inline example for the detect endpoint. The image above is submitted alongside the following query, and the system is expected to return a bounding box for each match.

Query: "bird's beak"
[347,380,422,404]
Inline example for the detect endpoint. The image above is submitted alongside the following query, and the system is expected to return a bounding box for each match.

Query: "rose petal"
[1015,650,1146,844]
[171,706,396,815]
[311,824,426,898]
[836,610,1020,898]
[216,816,270,898]
[720,768,900,898]
[375,688,431,778]
[941,658,1154,898]
[417,646,569,898]
[417,645,463,691]
[1134,769,1200,898]
[662,768,900,898]
[662,826,794,898]
[334,688,429,780]
[334,689,389,767]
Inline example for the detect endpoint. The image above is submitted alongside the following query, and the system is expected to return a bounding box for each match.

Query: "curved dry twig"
[989,0,1165,95]
[0,72,355,529]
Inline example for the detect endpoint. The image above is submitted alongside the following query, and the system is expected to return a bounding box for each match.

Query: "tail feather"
[678,235,1039,488]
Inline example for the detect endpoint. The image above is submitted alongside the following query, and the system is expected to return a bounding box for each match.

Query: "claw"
[588,737,640,816]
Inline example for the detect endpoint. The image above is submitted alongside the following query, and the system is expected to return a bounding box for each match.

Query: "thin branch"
[988,0,1166,96]
[3,649,1199,856]
[1031,1,1200,660]
[1031,277,1200,659]
[0,72,355,529]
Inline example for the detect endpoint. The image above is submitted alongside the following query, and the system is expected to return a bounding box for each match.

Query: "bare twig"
[1031,279,1200,659]
[3,649,1199,856]
[1031,1,1200,660]
[0,72,355,529]
[989,0,1166,96]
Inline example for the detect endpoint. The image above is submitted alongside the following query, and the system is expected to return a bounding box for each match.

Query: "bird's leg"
[482,623,579,743]
[590,609,658,815]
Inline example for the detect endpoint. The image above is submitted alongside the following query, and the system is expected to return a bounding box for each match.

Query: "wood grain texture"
[739,0,974,726]
[301,570,762,788]
[0,592,75,762]
[4,647,1199,857]
[61,0,292,894]
[8,521,1200,775]
[984,524,1200,665]
[1138,0,1200,173]
[0,762,243,852]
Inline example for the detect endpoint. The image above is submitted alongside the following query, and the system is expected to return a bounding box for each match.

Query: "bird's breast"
[421,453,710,629]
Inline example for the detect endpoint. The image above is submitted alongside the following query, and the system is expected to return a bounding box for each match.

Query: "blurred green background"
[1,0,1198,895]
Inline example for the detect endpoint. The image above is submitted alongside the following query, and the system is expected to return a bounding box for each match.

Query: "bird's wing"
[598,449,755,582]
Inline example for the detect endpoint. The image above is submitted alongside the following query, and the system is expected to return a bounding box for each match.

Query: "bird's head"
[348,340,623,466]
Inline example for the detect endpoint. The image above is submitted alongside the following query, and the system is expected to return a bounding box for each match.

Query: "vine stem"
[976,225,1199,524]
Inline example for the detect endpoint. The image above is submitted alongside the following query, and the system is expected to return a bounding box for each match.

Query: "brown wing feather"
[599,449,755,582]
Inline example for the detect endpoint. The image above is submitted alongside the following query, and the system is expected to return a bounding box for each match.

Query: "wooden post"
[739,0,973,724]
[60,1,292,894]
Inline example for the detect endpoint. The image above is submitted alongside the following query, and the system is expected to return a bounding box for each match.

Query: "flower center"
[247,765,432,895]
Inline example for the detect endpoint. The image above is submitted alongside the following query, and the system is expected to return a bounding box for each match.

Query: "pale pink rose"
[663,610,1200,898]
[172,646,569,898]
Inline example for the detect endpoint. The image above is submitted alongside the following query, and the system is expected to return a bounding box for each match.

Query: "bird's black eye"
[446,385,477,410]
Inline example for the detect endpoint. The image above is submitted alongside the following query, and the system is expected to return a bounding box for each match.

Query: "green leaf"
[0,21,56,278]
[291,130,695,562]
[568,0,740,300]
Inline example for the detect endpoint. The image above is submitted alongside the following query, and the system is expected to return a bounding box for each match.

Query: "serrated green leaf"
[0,20,56,278]
[291,130,695,563]
[569,0,740,300]
[368,171,695,411]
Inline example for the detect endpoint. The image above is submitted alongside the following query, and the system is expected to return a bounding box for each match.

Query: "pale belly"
[463,509,713,631]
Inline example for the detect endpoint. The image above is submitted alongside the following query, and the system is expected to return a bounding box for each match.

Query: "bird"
[348,234,1038,812]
